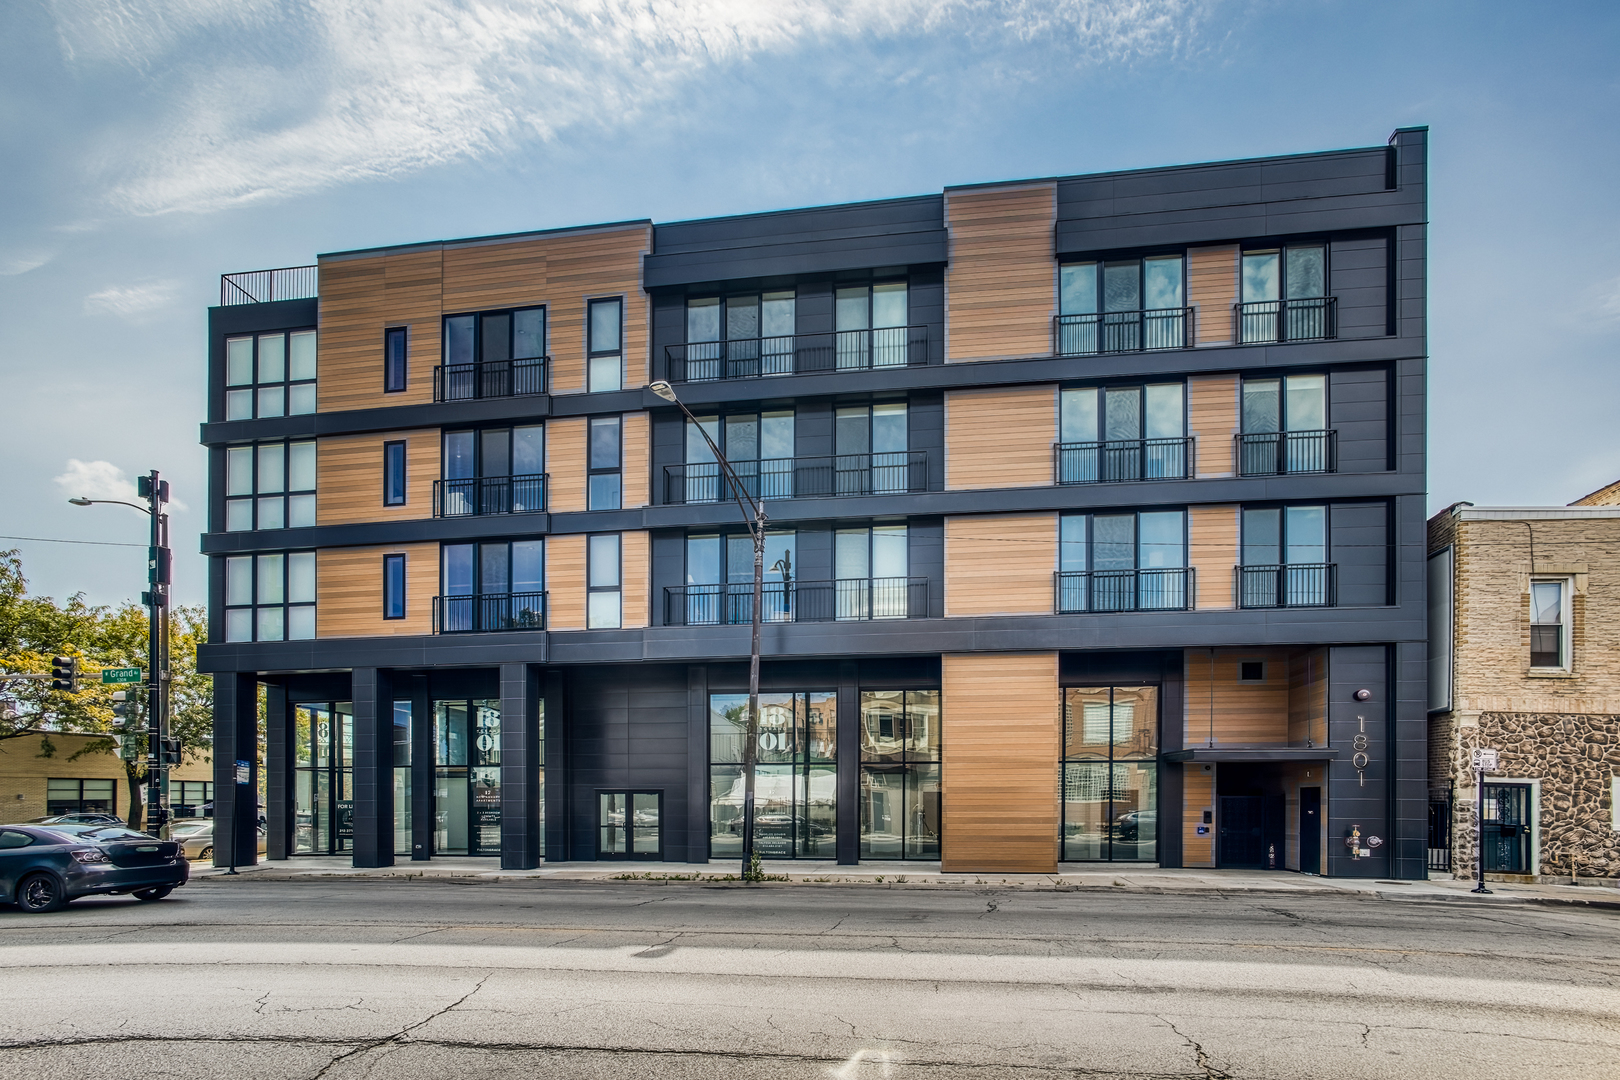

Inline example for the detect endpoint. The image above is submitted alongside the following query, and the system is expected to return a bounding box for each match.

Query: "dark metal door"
[1219,796,1263,867]
[1299,787,1321,874]
[1482,783,1532,874]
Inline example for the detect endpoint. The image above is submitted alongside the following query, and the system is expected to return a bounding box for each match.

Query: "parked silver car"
[169,819,266,862]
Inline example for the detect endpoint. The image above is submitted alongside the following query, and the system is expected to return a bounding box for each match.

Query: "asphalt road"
[0,877,1616,1079]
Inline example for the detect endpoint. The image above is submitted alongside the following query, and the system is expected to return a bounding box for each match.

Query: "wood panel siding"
[944,514,1056,617]
[944,184,1057,363]
[621,530,650,629]
[1182,765,1216,868]
[545,417,587,513]
[1181,648,1294,746]
[945,386,1055,490]
[545,534,586,631]
[621,412,650,509]
[1188,374,1239,478]
[941,652,1060,873]
[1188,245,1238,347]
[316,543,437,637]
[1287,648,1330,746]
[316,430,438,525]
[316,223,651,413]
[1189,504,1239,610]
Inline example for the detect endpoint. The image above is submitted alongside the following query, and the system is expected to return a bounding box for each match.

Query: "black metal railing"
[664,577,929,625]
[664,452,928,505]
[220,266,319,306]
[1054,569,1194,613]
[1427,799,1452,873]
[1235,297,1337,344]
[1237,564,1336,608]
[434,591,547,633]
[434,357,547,401]
[433,474,548,517]
[1235,430,1336,476]
[665,327,929,382]
[1054,438,1193,484]
[1053,308,1192,356]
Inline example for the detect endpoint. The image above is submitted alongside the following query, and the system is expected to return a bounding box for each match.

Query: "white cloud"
[49,0,1212,216]
[52,459,189,512]
[84,280,180,318]
[1598,277,1620,321]
[0,252,52,276]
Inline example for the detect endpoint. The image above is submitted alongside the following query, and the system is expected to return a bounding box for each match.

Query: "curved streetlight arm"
[69,498,152,516]
[648,386,766,536]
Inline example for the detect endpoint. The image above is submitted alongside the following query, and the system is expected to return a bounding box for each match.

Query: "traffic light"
[111,690,129,720]
[50,656,79,692]
[161,737,182,765]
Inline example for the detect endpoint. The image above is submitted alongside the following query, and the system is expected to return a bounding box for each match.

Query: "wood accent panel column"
[536,227,652,394]
[1189,504,1238,610]
[1187,374,1239,478]
[1188,245,1239,347]
[546,534,586,631]
[316,543,438,637]
[545,418,587,513]
[945,386,1055,490]
[944,514,1056,616]
[941,652,1060,873]
[621,412,650,508]
[1182,764,1216,867]
[1181,647,1293,745]
[621,531,650,629]
[317,430,438,525]
[318,251,443,413]
[945,184,1057,362]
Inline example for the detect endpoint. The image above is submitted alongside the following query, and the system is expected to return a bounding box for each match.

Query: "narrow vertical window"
[1530,580,1567,669]
[384,328,408,392]
[383,554,407,619]
[588,297,623,392]
[587,533,622,629]
[383,440,407,506]
[588,415,622,510]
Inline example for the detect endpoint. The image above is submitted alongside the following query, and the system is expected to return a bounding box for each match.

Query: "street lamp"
[70,474,172,840]
[648,380,769,877]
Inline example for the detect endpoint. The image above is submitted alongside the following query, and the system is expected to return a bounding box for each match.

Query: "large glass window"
[1239,244,1331,342]
[224,551,316,642]
[587,533,622,629]
[1058,256,1185,353]
[709,691,836,860]
[440,306,546,399]
[440,424,545,516]
[225,440,316,531]
[599,791,661,859]
[45,778,117,815]
[835,525,910,619]
[293,702,353,855]
[834,402,912,495]
[683,291,797,379]
[835,281,909,368]
[1062,687,1158,862]
[588,297,623,392]
[1057,512,1188,612]
[1240,505,1330,607]
[1239,374,1330,475]
[682,530,796,625]
[224,329,317,420]
[438,540,544,632]
[588,416,622,510]
[681,409,795,502]
[1057,384,1186,482]
[433,699,501,855]
[860,690,941,859]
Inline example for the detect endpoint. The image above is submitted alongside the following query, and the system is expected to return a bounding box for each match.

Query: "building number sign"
[1353,714,1371,787]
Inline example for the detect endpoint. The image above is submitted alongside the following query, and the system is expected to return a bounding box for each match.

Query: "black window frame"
[383,440,408,506]
[587,296,624,393]
[223,328,318,421]
[596,789,663,860]
[587,532,623,630]
[1239,241,1330,303]
[858,688,942,861]
[222,550,318,643]
[1058,251,1188,316]
[588,415,623,511]
[384,326,409,393]
[383,553,407,620]
[1059,685,1159,863]
[45,778,118,816]
[224,439,318,532]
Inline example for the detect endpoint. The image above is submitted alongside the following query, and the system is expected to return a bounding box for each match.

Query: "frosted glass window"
[288,552,316,603]
[835,287,869,331]
[1060,263,1098,315]
[256,607,284,642]
[1285,246,1326,299]
[287,606,316,640]
[588,534,621,588]
[256,386,285,418]
[257,444,285,493]
[1060,388,1098,443]
[287,495,315,529]
[226,338,254,386]
[257,554,285,605]
[872,283,907,328]
[835,530,870,579]
[256,497,284,530]
[225,557,253,605]
[288,383,316,415]
[872,526,908,578]
[257,334,285,383]
[288,330,317,381]
[288,442,317,491]
[226,447,253,495]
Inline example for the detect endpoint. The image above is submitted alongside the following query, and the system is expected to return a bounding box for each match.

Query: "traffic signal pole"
[141,471,172,840]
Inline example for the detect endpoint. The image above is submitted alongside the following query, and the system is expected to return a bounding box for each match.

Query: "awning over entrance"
[1164,747,1339,763]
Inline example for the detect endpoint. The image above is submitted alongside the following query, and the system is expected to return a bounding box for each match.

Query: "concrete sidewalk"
[192,856,1620,908]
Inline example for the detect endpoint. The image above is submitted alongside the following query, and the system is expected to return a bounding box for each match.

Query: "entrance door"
[1482,783,1532,874]
[1299,787,1321,874]
[1219,796,1263,867]
[599,791,662,860]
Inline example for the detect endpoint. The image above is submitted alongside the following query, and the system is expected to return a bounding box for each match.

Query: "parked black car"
[0,824,188,913]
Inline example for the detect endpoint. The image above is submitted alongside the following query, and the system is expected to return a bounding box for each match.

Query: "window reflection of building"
[708,691,836,859]
[859,689,941,860]
[293,702,354,855]
[1062,687,1157,862]
[433,699,501,856]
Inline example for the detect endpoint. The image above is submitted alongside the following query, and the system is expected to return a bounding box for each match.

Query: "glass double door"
[433,700,501,856]
[600,792,662,859]
[293,703,353,855]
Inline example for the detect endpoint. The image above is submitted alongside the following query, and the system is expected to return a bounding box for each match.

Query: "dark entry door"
[1219,796,1263,867]
[598,791,662,860]
[1482,783,1532,873]
[1299,787,1321,874]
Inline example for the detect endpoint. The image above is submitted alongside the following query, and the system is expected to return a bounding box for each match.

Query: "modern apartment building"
[199,128,1429,878]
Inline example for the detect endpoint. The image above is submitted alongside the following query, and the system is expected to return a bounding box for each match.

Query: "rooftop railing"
[220,266,318,306]
[666,327,929,382]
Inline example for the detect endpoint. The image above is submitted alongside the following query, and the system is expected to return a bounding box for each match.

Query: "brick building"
[1,734,214,825]
[1427,496,1620,882]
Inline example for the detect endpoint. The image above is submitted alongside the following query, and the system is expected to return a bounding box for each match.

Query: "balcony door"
[1240,506,1329,607]
[1058,384,1186,482]
[685,292,795,378]
[441,426,544,516]
[440,540,544,631]
[1058,511,1187,612]
[835,403,910,494]
[835,525,908,619]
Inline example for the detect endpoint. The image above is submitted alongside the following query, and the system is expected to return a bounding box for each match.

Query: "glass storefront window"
[393,702,411,856]
[292,702,353,855]
[709,691,836,859]
[859,689,941,859]
[1062,687,1157,862]
[434,699,501,855]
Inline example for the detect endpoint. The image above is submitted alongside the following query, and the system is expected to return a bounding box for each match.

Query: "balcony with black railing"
[1053,307,1192,356]
[1237,564,1335,608]
[433,356,547,401]
[665,327,929,382]
[664,577,929,626]
[433,474,547,517]
[1234,430,1335,476]
[1235,297,1336,344]
[434,591,547,633]
[1054,568,1194,614]
[664,452,928,505]
[1054,438,1192,485]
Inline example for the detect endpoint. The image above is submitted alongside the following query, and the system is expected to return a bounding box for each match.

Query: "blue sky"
[1,0,1617,607]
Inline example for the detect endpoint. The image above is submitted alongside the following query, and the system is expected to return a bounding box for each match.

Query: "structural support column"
[351,668,395,868]
[408,676,433,860]
[836,661,860,865]
[501,663,542,870]
[211,672,260,868]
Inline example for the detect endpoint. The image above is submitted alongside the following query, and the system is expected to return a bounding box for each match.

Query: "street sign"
[101,667,143,685]
[1471,747,1499,772]
[235,760,251,785]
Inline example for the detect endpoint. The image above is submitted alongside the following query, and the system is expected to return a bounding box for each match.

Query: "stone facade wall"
[1441,710,1620,880]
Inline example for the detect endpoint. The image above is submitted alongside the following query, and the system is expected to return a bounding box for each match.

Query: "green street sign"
[101,667,143,685]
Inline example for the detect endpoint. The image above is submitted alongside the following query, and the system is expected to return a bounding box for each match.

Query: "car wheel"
[198,846,213,862]
[16,874,67,914]
[133,886,174,902]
